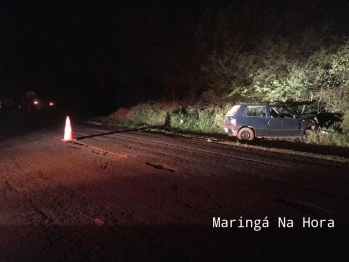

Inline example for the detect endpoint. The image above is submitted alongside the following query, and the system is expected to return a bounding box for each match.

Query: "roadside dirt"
[0,109,348,261]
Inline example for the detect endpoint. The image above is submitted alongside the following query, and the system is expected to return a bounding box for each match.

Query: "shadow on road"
[75,126,153,140]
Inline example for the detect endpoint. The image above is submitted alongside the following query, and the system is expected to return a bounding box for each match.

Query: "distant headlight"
[49,102,54,106]
[33,101,39,105]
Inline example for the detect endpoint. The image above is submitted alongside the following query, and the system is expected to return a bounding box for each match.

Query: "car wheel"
[237,127,254,141]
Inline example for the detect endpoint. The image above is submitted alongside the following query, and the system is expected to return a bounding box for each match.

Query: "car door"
[268,107,284,136]
[241,105,269,136]
[280,118,301,136]
[267,106,300,136]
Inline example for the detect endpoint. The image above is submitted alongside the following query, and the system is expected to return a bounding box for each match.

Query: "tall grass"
[306,131,349,146]
[170,108,225,133]
[109,102,229,134]
[131,104,168,126]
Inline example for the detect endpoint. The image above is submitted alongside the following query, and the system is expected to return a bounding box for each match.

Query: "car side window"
[270,108,279,118]
[243,106,266,117]
[270,106,295,118]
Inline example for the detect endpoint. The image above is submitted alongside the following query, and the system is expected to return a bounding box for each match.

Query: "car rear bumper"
[223,127,238,136]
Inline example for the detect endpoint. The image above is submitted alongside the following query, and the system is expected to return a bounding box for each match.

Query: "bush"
[340,111,349,132]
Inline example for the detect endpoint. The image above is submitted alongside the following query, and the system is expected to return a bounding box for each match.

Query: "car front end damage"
[300,114,319,132]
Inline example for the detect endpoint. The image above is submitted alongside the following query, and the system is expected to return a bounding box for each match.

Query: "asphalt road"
[0,108,348,262]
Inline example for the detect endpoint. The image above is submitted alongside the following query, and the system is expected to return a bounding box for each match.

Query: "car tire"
[237,127,255,141]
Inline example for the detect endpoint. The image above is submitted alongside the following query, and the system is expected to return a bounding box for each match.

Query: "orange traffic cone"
[62,116,76,141]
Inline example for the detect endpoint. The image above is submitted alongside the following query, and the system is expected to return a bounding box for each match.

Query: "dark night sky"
[2,1,218,106]
[1,0,349,113]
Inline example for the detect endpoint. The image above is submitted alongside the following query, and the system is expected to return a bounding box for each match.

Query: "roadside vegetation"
[87,102,349,161]
[88,1,349,154]
[91,101,349,149]
[103,102,228,134]
[306,131,349,147]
